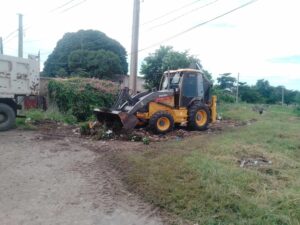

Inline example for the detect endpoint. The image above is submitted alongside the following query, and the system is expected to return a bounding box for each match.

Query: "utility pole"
[236,73,239,103]
[129,0,140,94]
[18,13,23,58]
[0,37,3,54]
[282,86,284,106]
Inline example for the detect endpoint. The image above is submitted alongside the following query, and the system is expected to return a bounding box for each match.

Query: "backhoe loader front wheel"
[149,111,174,134]
[188,103,210,131]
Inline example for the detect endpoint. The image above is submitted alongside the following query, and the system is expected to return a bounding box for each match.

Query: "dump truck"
[0,54,40,131]
[94,68,217,134]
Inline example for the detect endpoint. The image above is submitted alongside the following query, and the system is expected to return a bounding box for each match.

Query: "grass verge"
[112,104,300,225]
[16,106,77,130]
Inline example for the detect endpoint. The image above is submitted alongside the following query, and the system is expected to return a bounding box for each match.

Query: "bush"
[212,88,235,103]
[294,106,300,116]
[48,78,118,121]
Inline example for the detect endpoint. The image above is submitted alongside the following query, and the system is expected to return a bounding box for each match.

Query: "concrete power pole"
[18,14,23,58]
[236,73,239,103]
[0,37,3,54]
[129,0,140,94]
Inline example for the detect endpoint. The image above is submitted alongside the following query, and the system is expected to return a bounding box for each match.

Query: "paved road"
[0,130,162,225]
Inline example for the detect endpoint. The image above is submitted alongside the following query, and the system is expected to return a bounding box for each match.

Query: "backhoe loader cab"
[94,68,217,134]
[159,69,212,107]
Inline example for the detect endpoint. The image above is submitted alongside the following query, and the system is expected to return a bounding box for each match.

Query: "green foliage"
[239,84,262,103]
[212,87,235,103]
[48,78,117,121]
[140,46,204,89]
[68,49,122,79]
[43,29,127,77]
[294,106,300,116]
[217,73,236,90]
[80,122,90,135]
[215,75,300,105]
[16,107,77,130]
[142,137,150,145]
[202,69,213,82]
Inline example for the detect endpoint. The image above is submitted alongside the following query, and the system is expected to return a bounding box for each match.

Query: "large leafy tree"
[239,83,262,103]
[140,46,206,89]
[43,30,128,77]
[68,49,122,79]
[217,73,236,91]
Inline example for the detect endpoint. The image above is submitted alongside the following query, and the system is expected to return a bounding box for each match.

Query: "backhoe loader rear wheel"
[188,103,210,131]
[149,111,174,134]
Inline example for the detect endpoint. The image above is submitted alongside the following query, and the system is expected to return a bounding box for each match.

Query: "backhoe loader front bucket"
[94,109,139,130]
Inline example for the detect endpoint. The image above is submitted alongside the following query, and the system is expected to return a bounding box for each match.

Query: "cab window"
[182,73,198,97]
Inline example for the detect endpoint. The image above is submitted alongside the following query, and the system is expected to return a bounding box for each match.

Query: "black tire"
[187,103,210,131]
[149,111,174,134]
[0,103,16,132]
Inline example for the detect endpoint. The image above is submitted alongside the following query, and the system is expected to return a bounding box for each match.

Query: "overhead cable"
[60,0,87,13]
[138,0,258,52]
[142,0,201,25]
[50,0,78,12]
[148,0,219,30]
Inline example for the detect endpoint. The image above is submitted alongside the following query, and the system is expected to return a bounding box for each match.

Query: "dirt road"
[0,130,163,225]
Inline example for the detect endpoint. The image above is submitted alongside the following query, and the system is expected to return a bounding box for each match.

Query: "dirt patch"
[29,119,80,141]
[0,130,164,225]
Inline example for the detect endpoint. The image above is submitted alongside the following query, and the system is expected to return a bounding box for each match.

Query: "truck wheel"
[188,103,210,131]
[149,111,174,134]
[0,103,16,131]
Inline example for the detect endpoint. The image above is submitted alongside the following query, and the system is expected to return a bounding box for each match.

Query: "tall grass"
[112,104,300,225]
[16,104,77,129]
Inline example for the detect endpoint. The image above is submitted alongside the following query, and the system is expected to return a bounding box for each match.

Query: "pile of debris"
[80,119,249,144]
[238,155,272,168]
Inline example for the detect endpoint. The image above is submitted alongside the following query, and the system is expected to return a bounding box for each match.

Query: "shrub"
[212,88,235,103]
[294,106,300,116]
[48,78,118,121]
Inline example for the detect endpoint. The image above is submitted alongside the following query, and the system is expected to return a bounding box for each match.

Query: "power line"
[50,0,78,12]
[138,0,258,52]
[60,0,87,13]
[142,0,200,25]
[3,34,18,44]
[3,29,18,41]
[148,0,219,31]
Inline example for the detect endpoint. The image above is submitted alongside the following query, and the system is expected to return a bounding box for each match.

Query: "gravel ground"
[0,130,163,225]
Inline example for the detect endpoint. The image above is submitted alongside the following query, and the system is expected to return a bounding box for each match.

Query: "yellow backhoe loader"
[94,68,217,134]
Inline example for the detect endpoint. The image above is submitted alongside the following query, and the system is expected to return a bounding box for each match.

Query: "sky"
[0,0,299,90]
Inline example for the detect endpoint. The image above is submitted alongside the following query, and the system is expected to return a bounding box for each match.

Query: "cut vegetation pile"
[110,104,300,225]
[81,118,251,145]
[48,78,118,121]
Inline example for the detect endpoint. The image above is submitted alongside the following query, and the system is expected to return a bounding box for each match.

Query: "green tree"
[140,46,204,89]
[217,73,236,91]
[295,92,300,105]
[43,29,128,77]
[68,49,122,79]
[239,84,262,103]
[254,80,280,103]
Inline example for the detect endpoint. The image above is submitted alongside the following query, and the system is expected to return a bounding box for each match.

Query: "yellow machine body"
[136,95,217,124]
